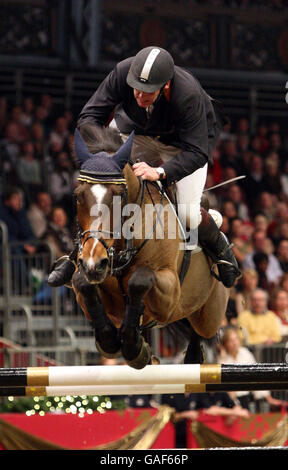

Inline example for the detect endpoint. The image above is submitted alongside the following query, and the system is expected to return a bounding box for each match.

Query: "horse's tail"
[163,318,221,363]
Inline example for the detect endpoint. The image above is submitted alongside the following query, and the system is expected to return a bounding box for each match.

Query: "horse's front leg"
[120,266,156,369]
[72,271,121,358]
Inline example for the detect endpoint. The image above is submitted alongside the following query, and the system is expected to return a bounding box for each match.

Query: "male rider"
[48,46,241,288]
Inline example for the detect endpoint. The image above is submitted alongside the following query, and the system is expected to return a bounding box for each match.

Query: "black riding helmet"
[126,46,174,93]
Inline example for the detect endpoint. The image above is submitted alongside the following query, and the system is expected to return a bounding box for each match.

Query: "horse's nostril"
[96,258,109,271]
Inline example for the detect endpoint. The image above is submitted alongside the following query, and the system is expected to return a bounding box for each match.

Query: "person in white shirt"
[218,326,287,410]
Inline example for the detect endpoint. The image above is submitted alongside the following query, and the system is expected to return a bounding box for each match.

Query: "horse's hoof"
[95,341,121,358]
[151,355,160,365]
[125,337,151,370]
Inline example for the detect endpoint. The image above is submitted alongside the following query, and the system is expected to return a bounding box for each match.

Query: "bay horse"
[72,126,229,369]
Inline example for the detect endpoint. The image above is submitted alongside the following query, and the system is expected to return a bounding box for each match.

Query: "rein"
[77,176,164,277]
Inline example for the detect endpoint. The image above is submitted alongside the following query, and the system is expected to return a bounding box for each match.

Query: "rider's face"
[133,88,161,108]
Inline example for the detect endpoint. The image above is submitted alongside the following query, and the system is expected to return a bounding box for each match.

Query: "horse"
[72,126,230,369]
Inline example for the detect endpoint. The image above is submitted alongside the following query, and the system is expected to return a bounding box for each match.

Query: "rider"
[48,46,241,288]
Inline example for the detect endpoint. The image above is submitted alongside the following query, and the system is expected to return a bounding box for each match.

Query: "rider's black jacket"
[77,58,227,185]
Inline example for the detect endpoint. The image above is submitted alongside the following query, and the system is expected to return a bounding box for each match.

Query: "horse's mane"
[77,124,123,155]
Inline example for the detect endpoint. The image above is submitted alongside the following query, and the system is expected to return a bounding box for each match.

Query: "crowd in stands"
[0,94,78,260]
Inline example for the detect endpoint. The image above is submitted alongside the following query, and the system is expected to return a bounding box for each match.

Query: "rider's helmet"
[126,46,174,93]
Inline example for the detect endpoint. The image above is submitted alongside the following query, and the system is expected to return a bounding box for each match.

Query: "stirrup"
[210,259,242,283]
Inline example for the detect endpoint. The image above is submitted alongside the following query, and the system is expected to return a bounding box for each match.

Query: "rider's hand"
[132,162,164,181]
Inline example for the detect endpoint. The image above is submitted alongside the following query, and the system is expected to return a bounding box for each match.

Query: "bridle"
[76,170,164,277]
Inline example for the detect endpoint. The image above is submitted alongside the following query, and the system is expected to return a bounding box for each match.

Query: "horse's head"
[74,127,140,283]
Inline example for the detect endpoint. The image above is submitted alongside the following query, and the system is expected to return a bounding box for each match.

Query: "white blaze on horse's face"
[86,184,108,269]
[91,184,107,204]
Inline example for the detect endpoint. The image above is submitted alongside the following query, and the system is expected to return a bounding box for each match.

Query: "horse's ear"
[74,128,94,165]
[112,131,134,169]
[123,162,140,203]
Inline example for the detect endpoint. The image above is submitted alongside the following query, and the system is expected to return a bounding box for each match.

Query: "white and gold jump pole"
[1,363,288,388]
[1,382,288,397]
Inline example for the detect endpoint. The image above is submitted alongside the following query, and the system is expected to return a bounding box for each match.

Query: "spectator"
[262,159,282,196]
[237,288,282,345]
[268,132,285,163]
[250,135,263,155]
[220,139,241,172]
[242,229,283,285]
[224,183,250,221]
[5,105,30,144]
[50,152,77,201]
[221,200,238,221]
[243,154,265,203]
[256,123,269,154]
[234,268,259,315]
[273,221,288,246]
[280,160,288,198]
[279,273,288,294]
[50,151,78,223]
[30,122,45,157]
[236,133,250,156]
[43,206,74,259]
[220,215,230,236]
[270,289,288,338]
[236,117,249,136]
[20,97,35,128]
[0,186,36,255]
[252,213,269,235]
[276,239,288,273]
[255,192,277,222]
[27,191,52,238]
[229,217,252,265]
[49,116,69,148]
[253,251,274,293]
[218,326,287,410]
[17,141,42,194]
[269,202,288,242]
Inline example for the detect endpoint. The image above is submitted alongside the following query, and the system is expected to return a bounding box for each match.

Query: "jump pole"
[0,382,288,397]
[0,363,288,387]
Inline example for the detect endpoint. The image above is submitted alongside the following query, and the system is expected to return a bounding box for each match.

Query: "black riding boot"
[47,247,78,287]
[198,208,241,288]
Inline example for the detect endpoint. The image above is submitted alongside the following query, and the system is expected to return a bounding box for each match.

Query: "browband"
[78,170,126,185]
